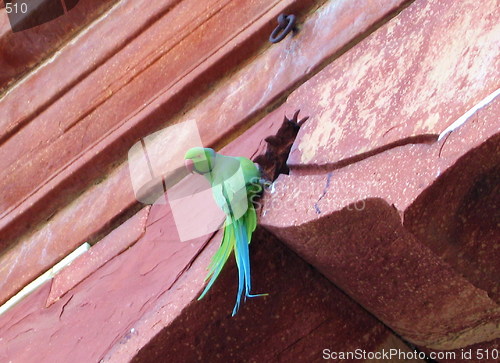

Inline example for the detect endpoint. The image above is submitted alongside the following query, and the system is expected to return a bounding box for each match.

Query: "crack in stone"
[7,328,34,343]
[139,260,168,277]
[314,172,332,214]
[59,294,74,320]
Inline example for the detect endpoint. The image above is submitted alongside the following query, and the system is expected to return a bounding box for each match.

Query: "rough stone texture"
[0,0,311,252]
[46,207,150,307]
[2,0,497,360]
[287,0,499,169]
[0,207,415,362]
[129,230,418,363]
[0,0,180,144]
[260,94,500,350]
[0,164,137,306]
[0,223,418,362]
[0,204,211,362]
[188,0,407,149]
[0,0,119,92]
[404,100,500,304]
[262,197,499,350]
[0,0,408,305]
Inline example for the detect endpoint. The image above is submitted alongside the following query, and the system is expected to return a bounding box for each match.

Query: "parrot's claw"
[258,177,272,186]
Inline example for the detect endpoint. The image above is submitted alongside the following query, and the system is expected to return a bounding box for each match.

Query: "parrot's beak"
[184,159,195,174]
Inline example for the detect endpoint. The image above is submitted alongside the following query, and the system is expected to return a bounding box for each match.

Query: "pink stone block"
[260,91,500,350]
[46,207,150,307]
[0,0,408,305]
[287,0,500,169]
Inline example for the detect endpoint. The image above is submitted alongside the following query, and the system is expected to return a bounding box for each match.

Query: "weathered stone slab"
[260,96,500,350]
[0,0,181,143]
[127,231,420,362]
[46,207,150,307]
[0,0,316,249]
[0,0,119,91]
[287,0,500,169]
[0,205,416,362]
[0,165,136,305]
[0,203,211,362]
[0,0,409,305]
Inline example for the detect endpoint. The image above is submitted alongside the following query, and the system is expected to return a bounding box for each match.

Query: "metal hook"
[269,14,296,43]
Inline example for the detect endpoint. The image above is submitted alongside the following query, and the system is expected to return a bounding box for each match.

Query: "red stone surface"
[0,0,316,251]
[46,206,150,307]
[287,0,500,169]
[0,0,180,145]
[260,93,500,350]
[0,0,119,91]
[262,196,499,350]
[188,0,407,149]
[0,203,211,362]
[0,221,415,362]
[2,0,496,359]
[404,99,500,304]
[128,230,418,363]
[0,0,409,304]
[0,165,137,305]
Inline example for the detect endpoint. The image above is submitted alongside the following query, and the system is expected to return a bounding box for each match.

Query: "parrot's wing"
[211,155,250,221]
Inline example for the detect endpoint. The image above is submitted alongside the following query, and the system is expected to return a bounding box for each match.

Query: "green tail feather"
[198,218,234,300]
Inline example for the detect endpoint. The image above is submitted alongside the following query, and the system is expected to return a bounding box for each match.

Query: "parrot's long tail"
[197,219,234,301]
[232,215,267,316]
[198,208,266,316]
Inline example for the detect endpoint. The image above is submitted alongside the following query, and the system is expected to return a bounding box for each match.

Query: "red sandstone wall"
[0,0,498,361]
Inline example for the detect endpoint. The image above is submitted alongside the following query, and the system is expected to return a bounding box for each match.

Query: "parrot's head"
[184,147,216,175]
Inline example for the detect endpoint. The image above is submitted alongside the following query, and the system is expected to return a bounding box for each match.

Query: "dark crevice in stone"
[254,110,309,181]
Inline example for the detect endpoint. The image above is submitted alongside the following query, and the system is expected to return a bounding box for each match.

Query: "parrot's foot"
[232,292,269,316]
[258,177,272,188]
[244,292,269,302]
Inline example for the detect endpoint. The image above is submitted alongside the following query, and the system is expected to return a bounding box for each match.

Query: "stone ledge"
[0,0,119,92]
[287,0,499,170]
[106,229,417,362]
[0,205,418,362]
[46,206,150,307]
[0,202,212,362]
[0,0,409,305]
[260,93,500,350]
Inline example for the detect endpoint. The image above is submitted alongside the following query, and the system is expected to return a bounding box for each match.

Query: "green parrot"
[184,147,266,315]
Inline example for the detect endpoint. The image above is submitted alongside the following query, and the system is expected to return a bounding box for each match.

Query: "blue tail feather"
[231,217,267,316]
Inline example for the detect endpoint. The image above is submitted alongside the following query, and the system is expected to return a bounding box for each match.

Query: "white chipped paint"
[0,242,90,316]
[438,87,500,141]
